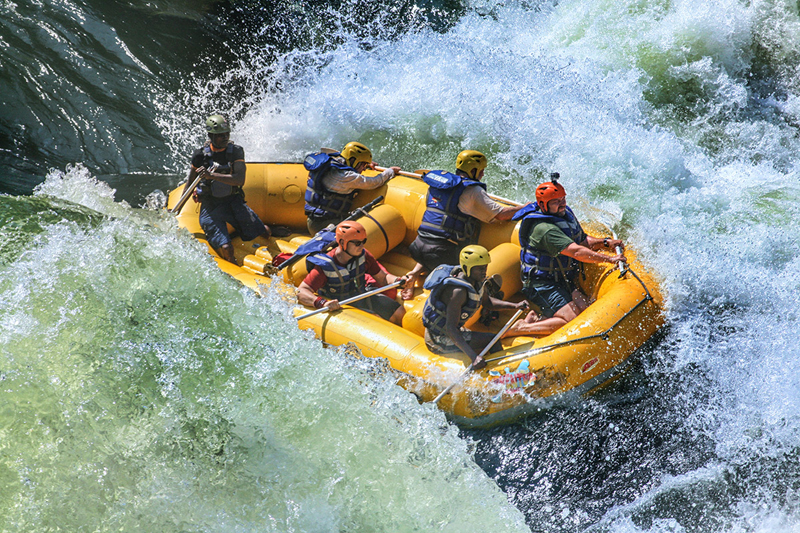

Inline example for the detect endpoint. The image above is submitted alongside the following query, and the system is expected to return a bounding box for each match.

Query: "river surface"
[2,1,800,531]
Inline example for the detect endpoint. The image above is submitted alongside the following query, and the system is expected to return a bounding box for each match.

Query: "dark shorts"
[522,282,573,318]
[350,294,401,322]
[408,235,460,273]
[424,328,502,355]
[199,196,266,250]
[307,215,340,236]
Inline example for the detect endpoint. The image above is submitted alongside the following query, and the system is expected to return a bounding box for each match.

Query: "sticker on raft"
[488,360,536,403]
[581,357,599,374]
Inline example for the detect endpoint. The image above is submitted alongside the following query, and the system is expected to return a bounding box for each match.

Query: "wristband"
[314,297,328,309]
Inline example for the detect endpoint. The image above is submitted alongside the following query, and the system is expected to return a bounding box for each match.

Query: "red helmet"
[535,176,566,209]
[335,221,367,249]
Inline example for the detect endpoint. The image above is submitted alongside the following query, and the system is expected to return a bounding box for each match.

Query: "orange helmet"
[535,173,566,209]
[335,221,367,249]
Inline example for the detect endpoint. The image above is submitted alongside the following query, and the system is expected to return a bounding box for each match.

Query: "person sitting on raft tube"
[402,150,528,300]
[422,245,527,369]
[504,175,626,337]
[304,142,401,235]
[183,114,275,264]
[297,221,411,326]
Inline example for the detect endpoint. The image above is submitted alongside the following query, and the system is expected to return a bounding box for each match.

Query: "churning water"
[3,0,800,531]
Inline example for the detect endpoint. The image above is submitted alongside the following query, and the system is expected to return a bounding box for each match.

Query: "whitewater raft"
[167,163,664,427]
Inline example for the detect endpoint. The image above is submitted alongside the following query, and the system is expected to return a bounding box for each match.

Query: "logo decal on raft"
[488,360,536,403]
[581,357,599,374]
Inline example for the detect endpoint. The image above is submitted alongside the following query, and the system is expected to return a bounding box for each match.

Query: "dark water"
[4,1,800,531]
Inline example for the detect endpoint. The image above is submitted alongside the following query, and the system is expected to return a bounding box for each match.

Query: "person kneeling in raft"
[303,142,401,235]
[183,114,280,263]
[504,175,626,337]
[422,245,528,370]
[297,221,411,326]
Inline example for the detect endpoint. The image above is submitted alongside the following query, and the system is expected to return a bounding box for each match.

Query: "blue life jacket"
[513,203,586,285]
[303,151,358,220]
[306,251,366,300]
[196,142,238,199]
[422,265,482,338]
[418,170,486,245]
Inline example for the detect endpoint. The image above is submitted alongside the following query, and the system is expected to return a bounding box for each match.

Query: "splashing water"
[5,0,800,530]
[1,166,530,531]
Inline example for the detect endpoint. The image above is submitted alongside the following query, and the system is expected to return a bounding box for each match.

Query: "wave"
[4,0,800,530]
[0,166,530,531]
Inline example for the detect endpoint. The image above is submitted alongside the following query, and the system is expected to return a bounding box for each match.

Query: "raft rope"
[485,265,654,366]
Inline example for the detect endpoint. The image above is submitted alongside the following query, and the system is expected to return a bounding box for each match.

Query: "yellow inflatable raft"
[167,163,664,427]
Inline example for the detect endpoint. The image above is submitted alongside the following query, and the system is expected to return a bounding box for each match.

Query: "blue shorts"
[199,196,266,250]
[523,282,573,318]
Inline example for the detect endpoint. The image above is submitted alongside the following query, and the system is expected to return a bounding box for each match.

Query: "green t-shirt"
[527,222,576,256]
[525,222,579,289]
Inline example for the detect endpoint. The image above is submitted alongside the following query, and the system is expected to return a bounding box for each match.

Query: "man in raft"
[402,150,527,299]
[422,245,527,369]
[183,114,275,264]
[297,221,411,326]
[505,175,627,337]
[304,142,401,235]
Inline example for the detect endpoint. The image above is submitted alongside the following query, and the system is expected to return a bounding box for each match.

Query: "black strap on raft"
[359,211,390,252]
[278,195,385,272]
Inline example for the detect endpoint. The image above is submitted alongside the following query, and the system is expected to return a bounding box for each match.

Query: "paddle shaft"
[616,244,628,276]
[610,231,628,276]
[169,172,205,214]
[431,308,525,404]
[296,279,404,321]
[278,195,385,272]
[374,166,521,207]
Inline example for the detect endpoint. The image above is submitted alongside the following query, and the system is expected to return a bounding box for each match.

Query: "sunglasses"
[349,239,367,247]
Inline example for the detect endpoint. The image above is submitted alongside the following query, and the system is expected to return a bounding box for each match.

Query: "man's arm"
[298,281,341,311]
[493,203,530,221]
[459,187,530,223]
[487,297,528,311]
[325,167,397,193]
[444,288,479,360]
[206,160,246,187]
[560,242,625,265]
[371,268,410,290]
[582,235,623,252]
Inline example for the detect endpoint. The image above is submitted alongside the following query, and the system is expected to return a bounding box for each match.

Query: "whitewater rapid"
[4,0,800,531]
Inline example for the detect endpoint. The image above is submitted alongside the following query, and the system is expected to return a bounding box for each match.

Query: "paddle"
[373,165,520,206]
[430,308,525,404]
[295,279,404,321]
[616,243,628,277]
[609,231,628,277]
[278,195,385,272]
[169,170,206,214]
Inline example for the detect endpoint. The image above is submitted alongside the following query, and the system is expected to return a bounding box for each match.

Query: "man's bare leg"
[503,301,581,337]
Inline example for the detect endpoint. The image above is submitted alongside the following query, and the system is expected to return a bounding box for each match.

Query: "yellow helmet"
[459,245,491,277]
[455,150,487,180]
[341,142,372,168]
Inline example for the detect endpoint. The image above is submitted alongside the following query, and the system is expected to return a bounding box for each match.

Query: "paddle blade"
[293,229,336,257]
